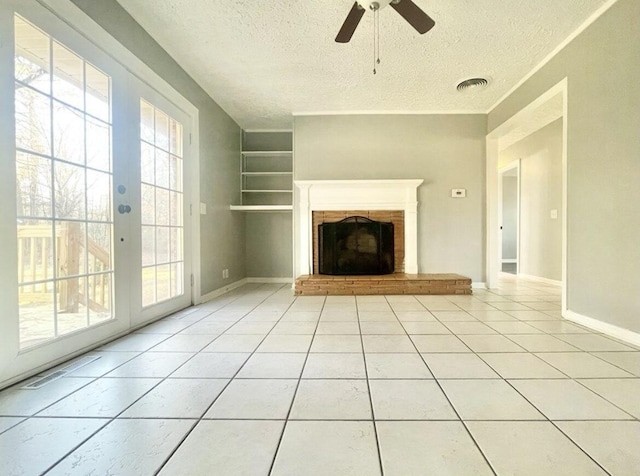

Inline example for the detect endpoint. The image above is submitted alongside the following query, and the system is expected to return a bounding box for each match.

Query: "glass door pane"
[14,15,114,349]
[1,4,195,387]
[139,99,187,310]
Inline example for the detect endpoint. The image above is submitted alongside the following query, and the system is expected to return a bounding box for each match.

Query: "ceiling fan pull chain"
[373,6,377,74]
[376,8,381,66]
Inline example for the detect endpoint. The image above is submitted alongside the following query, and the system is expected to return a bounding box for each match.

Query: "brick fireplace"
[294,180,423,276]
[294,180,472,295]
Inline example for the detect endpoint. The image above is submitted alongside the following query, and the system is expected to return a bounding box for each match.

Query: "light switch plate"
[451,189,466,198]
[200,202,207,215]
[550,209,558,219]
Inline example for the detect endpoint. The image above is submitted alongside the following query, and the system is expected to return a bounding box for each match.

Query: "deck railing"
[17,223,111,312]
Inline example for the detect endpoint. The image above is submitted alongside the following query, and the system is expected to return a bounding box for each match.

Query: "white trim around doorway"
[486,78,568,314]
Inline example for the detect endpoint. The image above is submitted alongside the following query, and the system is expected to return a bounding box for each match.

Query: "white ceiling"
[116,0,607,129]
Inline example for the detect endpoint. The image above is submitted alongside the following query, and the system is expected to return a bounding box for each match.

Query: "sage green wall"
[245,214,293,278]
[489,0,640,332]
[70,0,245,295]
[294,114,487,282]
[501,120,563,281]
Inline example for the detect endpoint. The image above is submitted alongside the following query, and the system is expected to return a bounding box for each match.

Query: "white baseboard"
[198,278,248,303]
[198,277,293,304]
[246,277,293,284]
[564,309,640,348]
[472,282,487,289]
[501,259,517,264]
[517,273,561,286]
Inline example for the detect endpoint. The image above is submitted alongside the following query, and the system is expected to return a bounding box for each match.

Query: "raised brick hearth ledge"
[294,273,472,296]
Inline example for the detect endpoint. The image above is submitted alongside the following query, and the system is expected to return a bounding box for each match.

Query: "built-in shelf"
[236,130,293,211]
[241,172,293,176]
[241,151,292,156]
[230,205,293,211]
[241,189,292,193]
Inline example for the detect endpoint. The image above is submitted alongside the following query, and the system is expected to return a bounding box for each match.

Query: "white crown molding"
[292,110,486,117]
[294,179,424,186]
[242,129,292,133]
[564,310,640,348]
[488,0,621,113]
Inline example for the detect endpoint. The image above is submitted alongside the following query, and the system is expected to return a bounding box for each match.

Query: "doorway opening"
[486,79,567,312]
[499,162,520,275]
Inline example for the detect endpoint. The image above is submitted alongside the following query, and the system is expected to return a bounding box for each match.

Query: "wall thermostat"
[451,189,466,198]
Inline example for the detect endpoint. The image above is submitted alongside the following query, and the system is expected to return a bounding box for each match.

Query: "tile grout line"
[4,414,635,423]
[506,322,639,375]
[422,293,639,382]
[38,287,264,476]
[356,296,386,476]
[40,283,288,475]
[14,280,257,424]
[151,283,296,475]
[3,279,637,473]
[388,295,501,475]
[492,370,615,475]
[550,423,614,476]
[446,294,640,456]
[266,294,327,476]
[570,378,639,421]
[448,288,618,473]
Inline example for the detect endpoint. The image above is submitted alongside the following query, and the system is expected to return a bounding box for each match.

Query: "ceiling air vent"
[456,77,488,92]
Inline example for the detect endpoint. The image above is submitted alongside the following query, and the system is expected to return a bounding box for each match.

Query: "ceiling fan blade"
[390,0,435,34]
[335,2,365,43]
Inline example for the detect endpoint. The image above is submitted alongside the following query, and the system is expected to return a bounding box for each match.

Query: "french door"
[129,82,192,325]
[0,1,194,386]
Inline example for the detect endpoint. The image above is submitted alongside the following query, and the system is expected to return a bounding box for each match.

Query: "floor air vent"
[21,355,102,390]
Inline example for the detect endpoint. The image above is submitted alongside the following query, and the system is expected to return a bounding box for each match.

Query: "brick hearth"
[294,273,472,296]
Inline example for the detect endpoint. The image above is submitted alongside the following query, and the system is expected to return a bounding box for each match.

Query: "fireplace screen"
[318,216,394,275]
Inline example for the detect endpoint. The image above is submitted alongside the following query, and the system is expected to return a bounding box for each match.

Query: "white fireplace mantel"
[295,179,424,276]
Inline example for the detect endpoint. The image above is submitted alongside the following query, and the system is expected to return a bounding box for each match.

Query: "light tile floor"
[1,276,639,475]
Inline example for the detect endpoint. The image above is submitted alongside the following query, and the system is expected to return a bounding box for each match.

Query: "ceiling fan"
[335,0,435,43]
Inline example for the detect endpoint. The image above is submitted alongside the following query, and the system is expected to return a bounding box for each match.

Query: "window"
[140,99,185,307]
[14,15,113,348]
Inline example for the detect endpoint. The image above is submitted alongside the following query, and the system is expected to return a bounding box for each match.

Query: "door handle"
[118,204,132,214]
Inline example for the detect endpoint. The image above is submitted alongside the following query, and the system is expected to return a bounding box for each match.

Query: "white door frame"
[1,0,135,385]
[0,0,202,388]
[486,78,568,313]
[129,78,194,324]
[498,160,521,275]
[38,0,202,306]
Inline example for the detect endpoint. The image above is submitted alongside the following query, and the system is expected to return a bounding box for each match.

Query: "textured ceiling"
[116,0,608,129]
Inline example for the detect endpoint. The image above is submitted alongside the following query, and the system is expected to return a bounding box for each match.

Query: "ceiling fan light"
[456,77,489,92]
